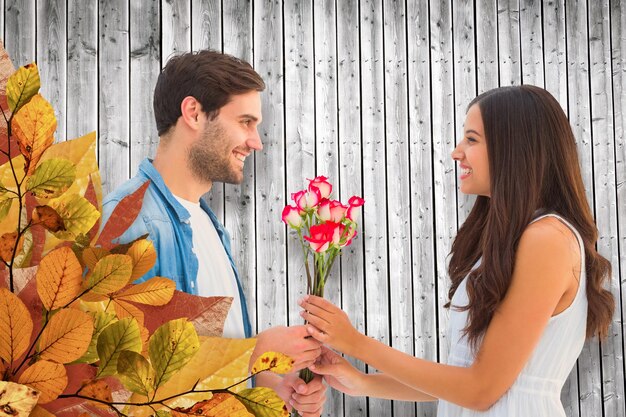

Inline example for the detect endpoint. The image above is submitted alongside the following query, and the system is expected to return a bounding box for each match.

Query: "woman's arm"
[301,218,580,410]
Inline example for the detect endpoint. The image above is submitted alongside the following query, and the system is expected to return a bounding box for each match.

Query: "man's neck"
[152,142,212,203]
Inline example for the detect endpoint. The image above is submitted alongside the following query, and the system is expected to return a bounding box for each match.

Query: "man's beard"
[187,121,244,185]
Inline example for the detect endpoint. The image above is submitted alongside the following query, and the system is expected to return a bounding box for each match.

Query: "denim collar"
[138,159,191,223]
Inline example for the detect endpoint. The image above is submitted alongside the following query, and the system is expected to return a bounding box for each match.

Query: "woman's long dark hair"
[447,85,614,350]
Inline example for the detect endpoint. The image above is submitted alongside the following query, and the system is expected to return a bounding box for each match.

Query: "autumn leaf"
[96,180,150,250]
[0,195,13,223]
[0,45,18,166]
[0,288,33,365]
[74,312,117,365]
[149,319,200,390]
[237,387,289,417]
[77,379,113,409]
[82,246,110,271]
[0,380,40,416]
[125,239,157,282]
[32,205,65,232]
[37,308,93,363]
[36,247,83,310]
[47,194,100,240]
[0,231,24,263]
[110,299,145,327]
[251,352,294,375]
[26,159,76,200]
[117,350,155,396]
[171,393,253,417]
[96,317,142,377]
[17,360,67,404]
[11,94,56,175]
[29,405,58,417]
[6,62,40,114]
[114,277,175,306]
[84,254,133,295]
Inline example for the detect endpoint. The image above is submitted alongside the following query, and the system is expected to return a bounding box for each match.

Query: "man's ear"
[180,96,203,131]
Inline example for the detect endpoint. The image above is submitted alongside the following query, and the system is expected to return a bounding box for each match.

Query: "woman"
[298,85,614,415]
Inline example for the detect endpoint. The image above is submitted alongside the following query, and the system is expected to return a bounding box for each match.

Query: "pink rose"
[346,196,365,221]
[304,221,342,252]
[308,176,332,199]
[292,187,322,211]
[317,199,348,222]
[282,205,303,228]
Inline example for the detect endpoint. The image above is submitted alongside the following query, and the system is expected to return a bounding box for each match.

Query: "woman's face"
[451,104,491,197]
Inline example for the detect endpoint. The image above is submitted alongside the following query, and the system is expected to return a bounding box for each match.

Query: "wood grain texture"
[4,0,34,67]
[520,0,544,86]
[498,0,522,85]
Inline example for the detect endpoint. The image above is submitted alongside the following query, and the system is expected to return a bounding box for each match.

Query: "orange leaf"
[110,299,144,327]
[11,94,56,175]
[114,277,175,306]
[79,291,109,303]
[96,181,150,250]
[38,308,93,363]
[36,247,83,310]
[125,239,157,282]
[172,393,253,417]
[0,288,33,364]
[18,360,67,404]
[29,405,58,417]
[82,247,110,271]
[0,231,24,263]
[77,379,113,409]
[32,205,65,233]
[83,254,133,295]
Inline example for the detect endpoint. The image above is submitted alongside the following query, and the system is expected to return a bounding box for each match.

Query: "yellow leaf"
[11,94,56,175]
[125,239,157,282]
[82,247,109,271]
[6,62,40,114]
[47,194,100,240]
[37,308,93,363]
[110,299,145,327]
[36,247,83,310]
[84,254,133,295]
[237,387,290,417]
[171,393,253,417]
[17,360,67,404]
[0,380,40,416]
[79,291,108,303]
[77,379,113,409]
[149,319,200,389]
[251,352,294,375]
[26,158,76,200]
[114,277,175,306]
[117,350,155,396]
[96,317,142,377]
[0,288,33,364]
[0,195,13,223]
[74,312,117,364]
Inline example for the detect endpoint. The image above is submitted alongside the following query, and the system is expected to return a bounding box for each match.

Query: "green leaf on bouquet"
[74,311,118,364]
[26,158,76,199]
[47,193,100,240]
[0,195,13,222]
[237,387,289,417]
[84,254,133,295]
[7,62,40,114]
[149,318,200,390]
[96,317,142,377]
[117,350,155,396]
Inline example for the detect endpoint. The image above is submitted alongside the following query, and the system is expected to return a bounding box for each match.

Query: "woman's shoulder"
[517,214,581,269]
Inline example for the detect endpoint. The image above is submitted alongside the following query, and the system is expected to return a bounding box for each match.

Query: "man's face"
[188,91,263,184]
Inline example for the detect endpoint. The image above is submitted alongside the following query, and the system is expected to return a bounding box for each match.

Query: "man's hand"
[257,372,326,417]
[253,325,322,371]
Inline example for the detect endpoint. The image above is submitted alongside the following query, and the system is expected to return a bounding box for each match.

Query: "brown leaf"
[32,206,65,233]
[0,288,33,365]
[36,247,83,310]
[84,177,100,242]
[28,405,57,417]
[77,379,113,409]
[0,44,17,167]
[18,360,68,404]
[0,231,24,263]
[37,309,93,364]
[25,192,46,266]
[96,181,150,250]
[171,393,253,417]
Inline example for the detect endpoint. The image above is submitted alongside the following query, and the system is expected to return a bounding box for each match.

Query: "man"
[102,50,325,416]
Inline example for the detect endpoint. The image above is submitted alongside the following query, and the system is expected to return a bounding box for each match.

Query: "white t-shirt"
[174,196,245,338]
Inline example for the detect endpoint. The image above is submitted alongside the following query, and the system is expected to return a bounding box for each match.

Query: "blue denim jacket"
[102,158,252,338]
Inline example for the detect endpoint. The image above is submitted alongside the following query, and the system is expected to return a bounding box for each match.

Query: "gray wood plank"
[130,0,160,174]
[543,0,568,105]
[36,0,66,141]
[430,0,457,364]
[359,0,391,415]
[407,0,438,415]
[162,0,191,61]
[222,0,257,334]
[520,0,544,86]
[67,1,97,144]
[588,2,625,416]
[566,2,603,417]
[383,1,414,416]
[4,0,34,67]
[98,0,129,195]
[336,0,367,415]
[253,0,287,331]
[476,0,499,92]
[498,0,522,85]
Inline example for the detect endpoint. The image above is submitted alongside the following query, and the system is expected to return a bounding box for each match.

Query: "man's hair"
[153,50,265,136]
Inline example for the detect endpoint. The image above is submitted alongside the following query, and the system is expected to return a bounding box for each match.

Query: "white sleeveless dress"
[437,214,587,417]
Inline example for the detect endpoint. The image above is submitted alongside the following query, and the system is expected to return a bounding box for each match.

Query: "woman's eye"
[466,137,477,143]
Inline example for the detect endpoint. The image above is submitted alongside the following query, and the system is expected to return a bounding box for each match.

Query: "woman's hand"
[298,295,361,355]
[309,347,366,396]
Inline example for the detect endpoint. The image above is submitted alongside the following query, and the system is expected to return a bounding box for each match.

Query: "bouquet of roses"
[282,176,364,416]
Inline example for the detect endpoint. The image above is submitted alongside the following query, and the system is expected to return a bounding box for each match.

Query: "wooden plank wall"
[2,0,625,416]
